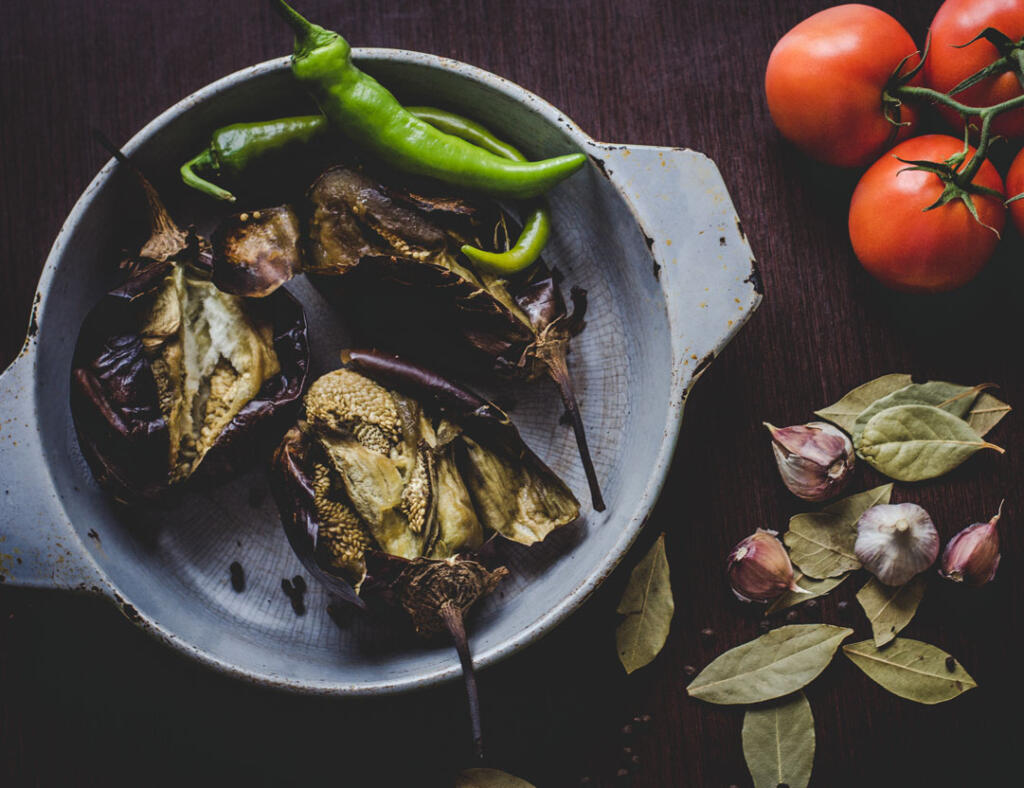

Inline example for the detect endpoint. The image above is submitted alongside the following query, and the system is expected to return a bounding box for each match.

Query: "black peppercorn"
[229,561,245,592]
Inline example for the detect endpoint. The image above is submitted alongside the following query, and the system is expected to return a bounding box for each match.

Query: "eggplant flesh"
[208,165,603,511]
[306,166,535,358]
[271,349,580,593]
[142,264,281,482]
[212,205,303,298]
[70,167,309,504]
[304,166,604,511]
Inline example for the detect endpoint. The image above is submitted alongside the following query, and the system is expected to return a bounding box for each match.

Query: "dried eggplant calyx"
[71,159,309,503]
[306,166,605,511]
[397,556,508,638]
[396,556,508,760]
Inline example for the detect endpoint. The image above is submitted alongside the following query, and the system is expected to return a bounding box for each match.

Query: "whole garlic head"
[765,421,854,501]
[855,503,939,586]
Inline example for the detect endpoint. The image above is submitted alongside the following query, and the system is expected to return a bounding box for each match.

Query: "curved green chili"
[402,107,525,162]
[180,115,327,202]
[406,106,551,274]
[270,0,585,200]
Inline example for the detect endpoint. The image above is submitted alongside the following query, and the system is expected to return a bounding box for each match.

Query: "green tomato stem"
[893,83,1024,119]
[892,85,1024,188]
[959,111,994,183]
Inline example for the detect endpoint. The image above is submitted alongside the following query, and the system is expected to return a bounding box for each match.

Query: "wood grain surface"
[1,1,1020,785]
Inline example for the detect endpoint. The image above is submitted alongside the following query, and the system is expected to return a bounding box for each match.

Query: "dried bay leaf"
[856,575,927,647]
[843,638,977,704]
[814,374,912,433]
[822,483,893,521]
[850,381,990,449]
[858,405,1004,482]
[742,692,815,788]
[686,624,853,705]
[456,768,535,788]
[766,572,850,614]
[783,485,892,581]
[784,513,861,579]
[616,533,673,674]
[968,391,1011,437]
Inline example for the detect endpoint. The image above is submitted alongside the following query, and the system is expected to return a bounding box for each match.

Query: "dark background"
[2,1,1021,785]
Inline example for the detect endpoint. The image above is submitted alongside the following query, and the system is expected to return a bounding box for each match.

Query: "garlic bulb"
[939,501,1003,587]
[726,529,805,603]
[855,503,939,586]
[765,421,854,501]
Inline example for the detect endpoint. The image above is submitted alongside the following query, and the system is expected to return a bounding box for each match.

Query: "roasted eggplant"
[273,348,579,592]
[271,348,580,757]
[70,158,309,504]
[213,165,604,511]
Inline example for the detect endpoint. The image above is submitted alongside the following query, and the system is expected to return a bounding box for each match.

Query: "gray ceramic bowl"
[0,52,759,694]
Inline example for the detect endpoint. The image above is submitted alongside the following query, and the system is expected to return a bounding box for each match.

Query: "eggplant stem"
[542,347,605,511]
[438,600,485,761]
[92,128,187,261]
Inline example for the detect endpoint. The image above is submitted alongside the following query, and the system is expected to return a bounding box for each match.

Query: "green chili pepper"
[181,103,551,273]
[404,107,551,275]
[180,115,327,202]
[270,0,586,200]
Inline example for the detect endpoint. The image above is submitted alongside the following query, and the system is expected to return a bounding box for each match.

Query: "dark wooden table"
[2,1,1020,785]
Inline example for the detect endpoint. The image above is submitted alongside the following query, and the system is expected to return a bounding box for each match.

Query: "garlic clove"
[765,421,855,502]
[727,528,806,603]
[939,501,1003,587]
[855,503,939,586]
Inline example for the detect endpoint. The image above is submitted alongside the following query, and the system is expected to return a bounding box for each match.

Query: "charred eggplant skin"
[271,425,366,608]
[301,164,602,509]
[343,349,507,431]
[212,206,303,298]
[71,268,309,504]
[270,349,578,604]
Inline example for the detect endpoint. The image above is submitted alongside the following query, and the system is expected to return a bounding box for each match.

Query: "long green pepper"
[404,107,551,274]
[270,0,585,200]
[180,115,325,201]
[181,106,553,274]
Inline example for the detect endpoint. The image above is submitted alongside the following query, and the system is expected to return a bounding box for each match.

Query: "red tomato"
[765,4,922,167]
[849,135,1006,293]
[1006,145,1024,235]
[924,0,1024,138]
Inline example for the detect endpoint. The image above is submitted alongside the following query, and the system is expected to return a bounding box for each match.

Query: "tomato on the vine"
[923,0,1024,139]
[765,4,922,167]
[849,135,1005,293]
[1006,145,1024,235]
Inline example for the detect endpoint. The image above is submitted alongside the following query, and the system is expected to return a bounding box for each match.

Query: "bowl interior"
[34,54,673,692]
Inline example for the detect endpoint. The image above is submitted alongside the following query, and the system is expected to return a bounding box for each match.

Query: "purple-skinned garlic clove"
[727,528,806,603]
[940,501,1004,587]
[765,421,854,502]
